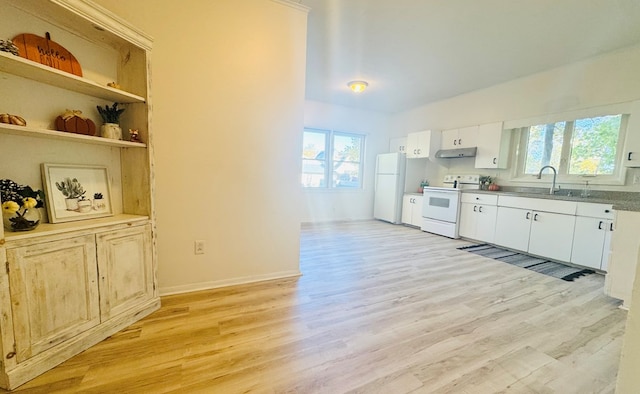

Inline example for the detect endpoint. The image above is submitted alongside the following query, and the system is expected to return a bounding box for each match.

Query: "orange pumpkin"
[488,183,500,191]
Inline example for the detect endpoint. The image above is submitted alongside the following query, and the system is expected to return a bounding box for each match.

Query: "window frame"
[511,113,628,186]
[301,128,366,190]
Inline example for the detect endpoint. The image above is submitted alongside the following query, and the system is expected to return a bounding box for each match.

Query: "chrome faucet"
[536,165,557,195]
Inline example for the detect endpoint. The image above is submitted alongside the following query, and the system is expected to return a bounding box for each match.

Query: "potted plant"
[479,175,492,190]
[55,177,86,211]
[96,102,125,140]
[1,179,45,232]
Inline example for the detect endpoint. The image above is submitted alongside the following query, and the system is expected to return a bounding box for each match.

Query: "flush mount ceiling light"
[347,80,368,93]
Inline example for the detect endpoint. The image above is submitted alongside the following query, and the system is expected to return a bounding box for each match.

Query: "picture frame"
[41,163,113,223]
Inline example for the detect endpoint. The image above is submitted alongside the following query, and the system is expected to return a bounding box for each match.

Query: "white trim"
[503,101,633,130]
[159,270,302,296]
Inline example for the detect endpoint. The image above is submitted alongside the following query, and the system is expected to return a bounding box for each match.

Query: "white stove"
[421,174,480,238]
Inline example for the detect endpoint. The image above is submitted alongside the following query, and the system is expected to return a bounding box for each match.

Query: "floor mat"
[458,244,595,282]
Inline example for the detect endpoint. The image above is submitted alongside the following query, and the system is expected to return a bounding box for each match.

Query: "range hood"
[435,147,477,159]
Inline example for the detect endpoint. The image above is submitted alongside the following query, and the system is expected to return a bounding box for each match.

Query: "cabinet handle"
[598,221,604,230]
[417,149,421,154]
[526,212,531,220]
[414,149,417,154]
[453,139,457,146]
[610,223,614,232]
[473,205,477,212]
[628,152,633,161]
[533,213,539,221]
[493,158,497,164]
[6,351,15,359]
[478,206,483,213]
[458,138,462,145]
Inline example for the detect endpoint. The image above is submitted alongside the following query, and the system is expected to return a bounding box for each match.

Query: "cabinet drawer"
[498,195,577,214]
[461,193,498,205]
[576,202,614,219]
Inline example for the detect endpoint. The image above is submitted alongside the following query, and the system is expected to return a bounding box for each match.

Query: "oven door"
[422,189,460,223]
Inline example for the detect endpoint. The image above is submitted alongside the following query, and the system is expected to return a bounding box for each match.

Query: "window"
[301,128,365,189]
[517,114,626,182]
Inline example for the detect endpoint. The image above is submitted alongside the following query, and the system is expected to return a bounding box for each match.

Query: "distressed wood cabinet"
[0,0,159,389]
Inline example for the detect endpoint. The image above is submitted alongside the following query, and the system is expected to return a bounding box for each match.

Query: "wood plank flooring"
[5,220,627,393]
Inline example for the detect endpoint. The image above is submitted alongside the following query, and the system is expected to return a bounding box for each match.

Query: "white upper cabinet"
[389,137,407,154]
[406,130,439,158]
[441,126,478,149]
[623,100,640,167]
[475,122,511,169]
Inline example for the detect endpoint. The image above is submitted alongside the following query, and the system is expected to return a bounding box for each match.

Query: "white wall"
[302,100,392,222]
[94,0,308,294]
[391,45,640,191]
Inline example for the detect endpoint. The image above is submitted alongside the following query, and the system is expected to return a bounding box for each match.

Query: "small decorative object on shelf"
[128,128,140,142]
[55,109,96,135]
[488,183,500,191]
[1,179,45,232]
[0,113,26,126]
[12,32,83,76]
[107,81,121,89]
[0,39,19,56]
[418,179,429,193]
[97,102,125,140]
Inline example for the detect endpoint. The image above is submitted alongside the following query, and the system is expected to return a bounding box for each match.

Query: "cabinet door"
[96,224,154,321]
[407,130,434,158]
[389,137,407,154]
[7,235,99,362]
[605,211,640,305]
[457,126,478,148]
[571,216,607,269]
[528,211,576,262]
[459,203,477,239]
[411,196,423,225]
[475,122,511,169]
[476,204,498,244]
[401,195,413,224]
[624,100,640,167]
[494,207,531,252]
[441,129,458,150]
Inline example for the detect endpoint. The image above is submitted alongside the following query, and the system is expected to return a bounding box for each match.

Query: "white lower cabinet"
[1,221,158,389]
[605,210,640,307]
[494,196,577,262]
[7,235,100,363]
[528,211,576,262]
[459,193,498,243]
[402,195,423,226]
[571,203,615,271]
[494,207,532,251]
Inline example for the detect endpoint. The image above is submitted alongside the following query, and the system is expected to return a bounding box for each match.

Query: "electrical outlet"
[634,174,640,185]
[194,240,205,255]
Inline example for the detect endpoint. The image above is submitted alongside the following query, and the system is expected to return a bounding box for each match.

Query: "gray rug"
[458,244,595,282]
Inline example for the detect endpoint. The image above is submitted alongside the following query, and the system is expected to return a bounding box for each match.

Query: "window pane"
[302,130,327,160]
[302,130,327,187]
[333,134,362,162]
[569,115,621,175]
[524,122,565,174]
[333,162,360,188]
[301,159,326,187]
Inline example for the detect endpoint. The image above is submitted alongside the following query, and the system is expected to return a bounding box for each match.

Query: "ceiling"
[300,0,640,114]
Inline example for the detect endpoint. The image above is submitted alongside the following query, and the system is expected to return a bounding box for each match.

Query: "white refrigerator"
[373,152,406,224]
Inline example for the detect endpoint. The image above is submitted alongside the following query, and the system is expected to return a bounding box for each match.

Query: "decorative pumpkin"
[488,183,500,191]
[55,109,96,136]
[12,32,83,76]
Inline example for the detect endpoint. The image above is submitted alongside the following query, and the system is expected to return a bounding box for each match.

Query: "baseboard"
[159,270,302,296]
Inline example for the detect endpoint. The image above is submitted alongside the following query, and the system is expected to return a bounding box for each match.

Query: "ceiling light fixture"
[347,80,368,93]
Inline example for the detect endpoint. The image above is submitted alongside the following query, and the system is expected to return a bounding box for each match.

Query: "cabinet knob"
[605,209,610,213]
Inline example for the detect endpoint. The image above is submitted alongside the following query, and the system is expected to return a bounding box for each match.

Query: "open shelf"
[0,122,147,148]
[0,52,146,103]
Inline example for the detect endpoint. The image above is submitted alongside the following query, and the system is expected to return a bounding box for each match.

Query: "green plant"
[55,177,86,199]
[479,175,492,184]
[96,102,125,124]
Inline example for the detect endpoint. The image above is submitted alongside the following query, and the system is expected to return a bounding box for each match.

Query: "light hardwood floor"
[6,221,627,393]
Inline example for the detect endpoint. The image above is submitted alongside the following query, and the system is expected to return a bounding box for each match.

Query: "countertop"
[462,187,640,212]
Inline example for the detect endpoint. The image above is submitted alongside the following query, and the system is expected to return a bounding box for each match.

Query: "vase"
[77,199,92,213]
[3,207,41,232]
[100,123,122,140]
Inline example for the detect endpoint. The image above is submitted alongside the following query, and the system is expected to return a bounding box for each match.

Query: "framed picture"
[41,163,113,223]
